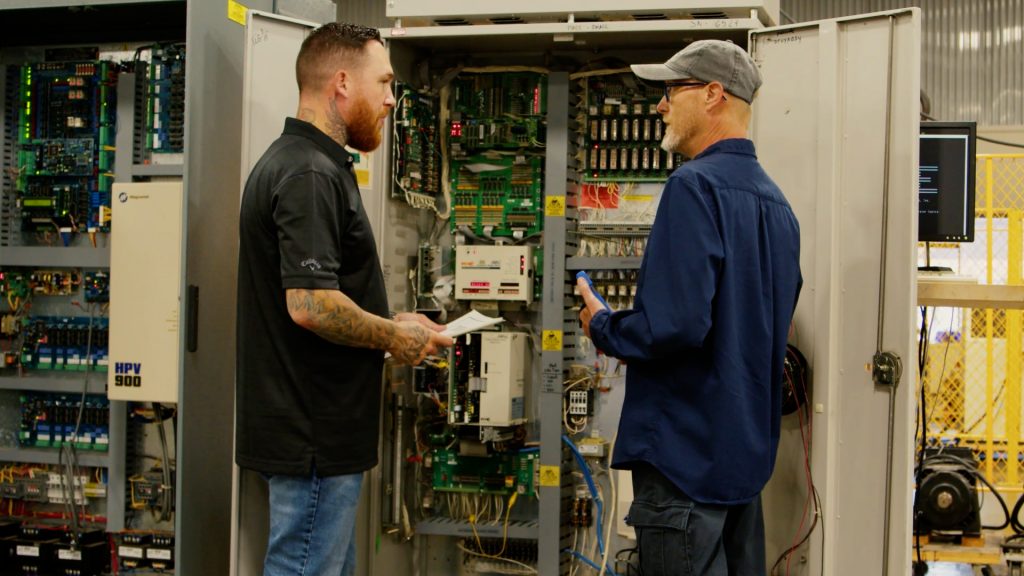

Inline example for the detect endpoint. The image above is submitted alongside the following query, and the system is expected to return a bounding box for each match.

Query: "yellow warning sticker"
[539,465,560,487]
[228,0,248,26]
[542,330,563,351]
[545,196,565,217]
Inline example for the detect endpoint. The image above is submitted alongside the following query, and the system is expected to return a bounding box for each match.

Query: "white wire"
[457,542,539,574]
[437,84,452,220]
[597,431,618,576]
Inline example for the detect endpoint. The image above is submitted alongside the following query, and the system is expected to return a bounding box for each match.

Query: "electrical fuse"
[603,104,613,116]
[666,153,675,170]
[654,119,663,141]
[631,148,639,171]
[632,118,641,141]
[599,148,608,170]
[619,118,629,142]
[609,148,618,170]
[600,119,608,141]
[590,120,599,141]
[620,148,629,171]
[633,103,643,115]
[589,105,598,116]
[590,147,599,170]
[649,104,658,115]
[619,104,628,115]
[652,148,661,171]
[642,147,650,170]
[610,118,618,141]
[643,119,652,141]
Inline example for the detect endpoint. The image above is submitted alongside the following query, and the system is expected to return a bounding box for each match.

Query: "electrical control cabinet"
[454,245,534,303]
[0,9,186,567]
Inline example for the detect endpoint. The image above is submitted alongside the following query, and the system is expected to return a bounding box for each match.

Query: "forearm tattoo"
[287,289,395,350]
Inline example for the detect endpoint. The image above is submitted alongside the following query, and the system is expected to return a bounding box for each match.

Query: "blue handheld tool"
[576,270,611,310]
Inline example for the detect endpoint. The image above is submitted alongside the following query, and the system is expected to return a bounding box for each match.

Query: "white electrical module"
[479,332,529,426]
[455,245,534,303]
[108,182,183,403]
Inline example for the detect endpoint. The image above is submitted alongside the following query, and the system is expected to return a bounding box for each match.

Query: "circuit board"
[580,72,685,182]
[19,392,110,450]
[15,61,117,233]
[19,315,110,372]
[147,44,185,153]
[448,72,546,236]
[394,85,441,199]
[450,154,543,237]
[431,447,538,496]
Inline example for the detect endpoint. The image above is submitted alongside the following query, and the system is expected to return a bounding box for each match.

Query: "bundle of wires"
[58,306,96,548]
[770,345,822,576]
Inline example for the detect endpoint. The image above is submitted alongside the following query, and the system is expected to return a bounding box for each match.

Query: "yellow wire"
[469,492,518,558]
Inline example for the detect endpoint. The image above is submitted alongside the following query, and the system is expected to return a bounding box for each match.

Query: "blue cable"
[562,435,606,557]
[562,548,622,576]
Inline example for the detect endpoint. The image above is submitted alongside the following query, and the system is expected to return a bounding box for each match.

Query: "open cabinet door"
[750,9,920,576]
[232,10,317,576]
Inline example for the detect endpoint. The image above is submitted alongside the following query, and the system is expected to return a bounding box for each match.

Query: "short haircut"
[295,22,382,93]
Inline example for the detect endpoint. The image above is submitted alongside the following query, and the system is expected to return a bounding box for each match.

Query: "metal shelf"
[415,518,539,540]
[0,373,106,394]
[566,256,642,270]
[0,247,110,268]
[0,446,110,468]
[132,163,184,177]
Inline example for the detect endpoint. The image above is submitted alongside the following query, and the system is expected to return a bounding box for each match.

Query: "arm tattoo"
[287,288,395,350]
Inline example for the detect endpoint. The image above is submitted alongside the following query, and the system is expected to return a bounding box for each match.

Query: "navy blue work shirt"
[589,138,802,505]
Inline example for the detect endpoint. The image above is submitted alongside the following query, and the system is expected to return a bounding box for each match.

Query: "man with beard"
[236,23,452,576]
[577,40,802,576]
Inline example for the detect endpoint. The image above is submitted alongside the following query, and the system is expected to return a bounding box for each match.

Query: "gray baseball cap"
[631,39,763,103]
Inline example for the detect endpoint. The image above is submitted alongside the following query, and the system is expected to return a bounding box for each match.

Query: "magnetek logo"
[114,362,143,387]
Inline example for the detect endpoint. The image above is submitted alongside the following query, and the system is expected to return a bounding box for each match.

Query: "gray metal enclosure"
[220,5,922,576]
[753,9,921,576]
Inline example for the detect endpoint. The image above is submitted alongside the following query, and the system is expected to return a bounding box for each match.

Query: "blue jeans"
[627,463,765,576]
[263,470,363,576]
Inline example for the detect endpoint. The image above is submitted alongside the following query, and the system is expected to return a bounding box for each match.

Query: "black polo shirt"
[236,118,389,477]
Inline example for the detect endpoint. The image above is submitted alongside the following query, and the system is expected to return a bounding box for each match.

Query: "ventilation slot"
[691,11,728,19]
[434,18,469,26]
[632,13,668,21]
[489,16,525,24]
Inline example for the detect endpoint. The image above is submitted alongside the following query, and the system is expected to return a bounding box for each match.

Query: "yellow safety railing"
[920,154,1024,487]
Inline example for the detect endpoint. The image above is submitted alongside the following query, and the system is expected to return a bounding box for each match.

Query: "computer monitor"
[918,121,977,243]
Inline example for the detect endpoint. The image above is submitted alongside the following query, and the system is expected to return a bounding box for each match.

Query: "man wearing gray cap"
[578,40,802,575]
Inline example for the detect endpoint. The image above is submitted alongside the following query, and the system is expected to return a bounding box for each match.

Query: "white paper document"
[441,310,505,338]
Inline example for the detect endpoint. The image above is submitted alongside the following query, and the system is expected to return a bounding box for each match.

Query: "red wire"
[785,368,813,576]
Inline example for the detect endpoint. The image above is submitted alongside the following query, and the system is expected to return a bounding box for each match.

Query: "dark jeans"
[627,463,766,576]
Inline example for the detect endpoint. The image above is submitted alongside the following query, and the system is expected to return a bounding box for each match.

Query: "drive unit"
[108,182,183,403]
[449,332,530,427]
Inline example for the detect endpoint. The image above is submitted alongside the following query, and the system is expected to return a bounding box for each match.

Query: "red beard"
[346,96,383,153]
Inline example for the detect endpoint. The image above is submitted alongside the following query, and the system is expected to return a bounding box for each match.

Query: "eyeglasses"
[663,81,708,101]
